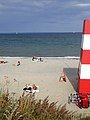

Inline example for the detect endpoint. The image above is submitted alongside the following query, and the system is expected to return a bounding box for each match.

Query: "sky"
[0,0,90,33]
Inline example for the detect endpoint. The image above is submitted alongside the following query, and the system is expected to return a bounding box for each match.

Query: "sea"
[0,32,82,58]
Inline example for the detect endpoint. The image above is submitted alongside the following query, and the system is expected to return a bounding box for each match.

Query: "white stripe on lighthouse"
[79,63,90,79]
[81,34,90,50]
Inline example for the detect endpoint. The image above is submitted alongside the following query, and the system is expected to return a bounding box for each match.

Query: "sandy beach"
[0,57,90,116]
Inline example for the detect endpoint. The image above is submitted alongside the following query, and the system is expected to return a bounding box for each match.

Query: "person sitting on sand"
[59,75,66,82]
[32,56,38,61]
[39,57,43,62]
[59,69,66,82]
[32,84,37,90]
[32,56,35,61]
[17,61,20,66]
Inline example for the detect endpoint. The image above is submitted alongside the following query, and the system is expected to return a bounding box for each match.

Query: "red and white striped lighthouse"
[78,19,90,94]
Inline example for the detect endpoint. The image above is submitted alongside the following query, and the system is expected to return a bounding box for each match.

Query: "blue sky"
[0,0,90,33]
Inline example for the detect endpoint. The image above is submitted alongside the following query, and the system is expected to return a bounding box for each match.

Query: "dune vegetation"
[0,91,90,120]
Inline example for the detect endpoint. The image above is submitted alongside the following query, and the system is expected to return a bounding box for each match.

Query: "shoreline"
[0,56,80,59]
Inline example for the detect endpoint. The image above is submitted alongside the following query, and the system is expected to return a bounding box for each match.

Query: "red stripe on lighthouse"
[80,49,90,64]
[78,74,90,93]
[83,19,90,34]
[78,79,90,93]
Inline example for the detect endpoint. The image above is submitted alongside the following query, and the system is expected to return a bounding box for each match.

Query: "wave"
[0,56,80,60]
[44,56,80,60]
[63,56,80,59]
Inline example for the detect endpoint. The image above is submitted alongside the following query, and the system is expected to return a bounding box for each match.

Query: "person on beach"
[32,56,35,61]
[17,61,20,66]
[0,61,8,64]
[39,57,43,62]
[23,84,38,94]
[59,75,66,82]
[27,86,32,91]
[32,56,37,61]
[23,84,32,93]
[59,69,66,82]
[32,84,37,90]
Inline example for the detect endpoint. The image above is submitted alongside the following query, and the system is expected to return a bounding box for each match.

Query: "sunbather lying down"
[32,56,43,62]
[0,61,8,64]
[23,84,39,93]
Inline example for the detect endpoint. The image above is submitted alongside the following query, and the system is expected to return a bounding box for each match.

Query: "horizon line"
[0,32,81,34]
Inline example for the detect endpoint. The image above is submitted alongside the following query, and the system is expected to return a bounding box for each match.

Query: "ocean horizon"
[0,32,81,57]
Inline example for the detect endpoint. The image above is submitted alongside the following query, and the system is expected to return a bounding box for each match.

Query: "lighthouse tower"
[78,19,90,94]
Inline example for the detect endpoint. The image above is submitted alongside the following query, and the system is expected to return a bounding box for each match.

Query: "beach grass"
[0,91,90,120]
[0,90,72,120]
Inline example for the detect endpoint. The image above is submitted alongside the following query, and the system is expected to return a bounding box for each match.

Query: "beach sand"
[0,57,90,116]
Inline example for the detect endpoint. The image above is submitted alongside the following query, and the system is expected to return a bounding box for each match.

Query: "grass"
[0,91,89,120]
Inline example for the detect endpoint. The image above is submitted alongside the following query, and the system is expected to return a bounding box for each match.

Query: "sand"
[0,57,90,116]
